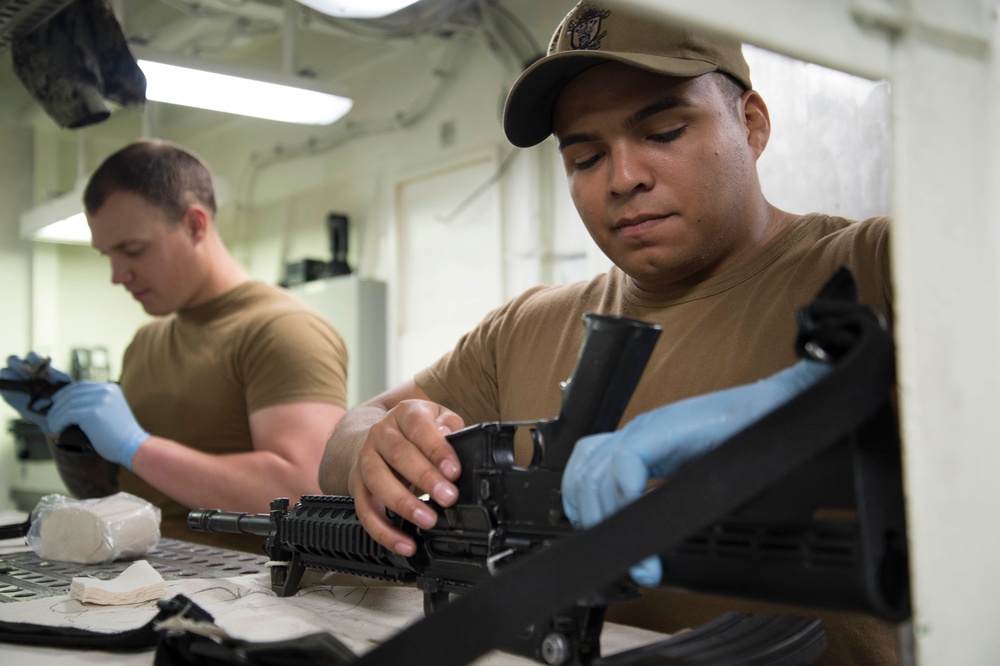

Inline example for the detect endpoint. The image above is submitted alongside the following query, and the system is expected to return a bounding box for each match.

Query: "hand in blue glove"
[0,352,73,435]
[47,382,150,469]
[561,359,832,587]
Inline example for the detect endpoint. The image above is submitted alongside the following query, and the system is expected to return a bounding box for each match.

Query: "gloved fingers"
[762,358,831,397]
[1,391,36,416]
[561,473,582,525]
[628,360,834,481]
[0,369,52,431]
[586,450,652,533]
[611,449,651,509]
[0,368,27,404]
[728,359,831,417]
[594,470,629,528]
[629,555,663,587]
[562,434,593,491]
[564,432,617,528]
[576,448,619,528]
[25,351,72,383]
[576,476,609,528]
[1,366,57,413]
[562,433,609,527]
[24,351,46,365]
[625,406,708,480]
[46,383,96,432]
[643,435,710,479]
[4,356,32,380]
[46,366,72,384]
[563,500,581,526]
[0,389,33,419]
[48,381,147,470]
[5,353,71,384]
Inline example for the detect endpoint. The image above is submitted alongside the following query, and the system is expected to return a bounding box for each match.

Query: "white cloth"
[69,560,165,605]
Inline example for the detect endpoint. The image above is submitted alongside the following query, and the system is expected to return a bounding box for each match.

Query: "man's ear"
[182,205,210,242]
[741,90,771,159]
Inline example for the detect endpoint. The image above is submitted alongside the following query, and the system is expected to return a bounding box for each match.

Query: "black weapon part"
[530,313,662,470]
[0,377,70,416]
[0,519,30,541]
[0,366,117,499]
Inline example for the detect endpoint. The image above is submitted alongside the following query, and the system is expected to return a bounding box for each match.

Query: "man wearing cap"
[319,2,895,663]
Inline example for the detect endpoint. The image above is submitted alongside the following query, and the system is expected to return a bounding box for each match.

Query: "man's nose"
[608,145,654,196]
[110,259,130,285]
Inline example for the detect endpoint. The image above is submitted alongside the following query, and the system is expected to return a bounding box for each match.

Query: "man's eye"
[574,152,603,171]
[650,127,686,143]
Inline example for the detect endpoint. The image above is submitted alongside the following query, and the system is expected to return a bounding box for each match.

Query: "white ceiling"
[0,0,559,202]
[0,0,548,133]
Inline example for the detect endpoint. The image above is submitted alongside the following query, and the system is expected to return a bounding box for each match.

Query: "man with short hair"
[319,3,896,663]
[3,139,349,552]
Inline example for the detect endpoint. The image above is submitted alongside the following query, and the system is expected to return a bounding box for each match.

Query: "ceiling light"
[133,48,353,126]
[295,0,420,19]
[20,187,90,245]
[30,213,90,244]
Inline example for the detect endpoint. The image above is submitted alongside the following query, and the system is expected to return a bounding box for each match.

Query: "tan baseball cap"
[503,2,752,148]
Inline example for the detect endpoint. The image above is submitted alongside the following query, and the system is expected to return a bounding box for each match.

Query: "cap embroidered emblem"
[567,6,611,51]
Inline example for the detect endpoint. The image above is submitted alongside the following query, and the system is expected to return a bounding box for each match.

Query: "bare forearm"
[130,436,322,512]
[319,402,389,494]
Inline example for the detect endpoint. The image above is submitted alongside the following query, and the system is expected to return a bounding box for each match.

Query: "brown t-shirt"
[417,213,891,461]
[118,280,348,552]
[416,213,898,665]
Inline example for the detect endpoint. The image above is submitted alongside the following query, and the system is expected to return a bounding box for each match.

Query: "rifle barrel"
[188,509,271,536]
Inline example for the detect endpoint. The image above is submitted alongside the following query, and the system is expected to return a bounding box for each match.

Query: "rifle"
[189,275,909,665]
[0,369,119,499]
[191,313,662,662]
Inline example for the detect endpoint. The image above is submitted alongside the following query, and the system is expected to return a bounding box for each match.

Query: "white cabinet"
[286,275,387,408]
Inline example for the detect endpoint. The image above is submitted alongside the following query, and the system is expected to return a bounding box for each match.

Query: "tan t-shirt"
[118,280,348,552]
[416,213,898,665]
[417,213,891,462]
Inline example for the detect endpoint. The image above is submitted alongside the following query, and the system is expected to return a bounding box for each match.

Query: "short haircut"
[714,71,749,118]
[83,139,217,222]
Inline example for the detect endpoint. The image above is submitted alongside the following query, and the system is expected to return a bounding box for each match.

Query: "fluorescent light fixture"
[295,0,420,19]
[31,212,90,244]
[20,188,90,245]
[133,48,353,126]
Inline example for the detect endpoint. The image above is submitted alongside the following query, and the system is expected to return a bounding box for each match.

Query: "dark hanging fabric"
[11,0,145,128]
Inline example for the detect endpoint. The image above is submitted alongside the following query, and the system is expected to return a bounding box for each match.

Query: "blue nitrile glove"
[47,381,150,469]
[561,359,832,587]
[0,352,73,434]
